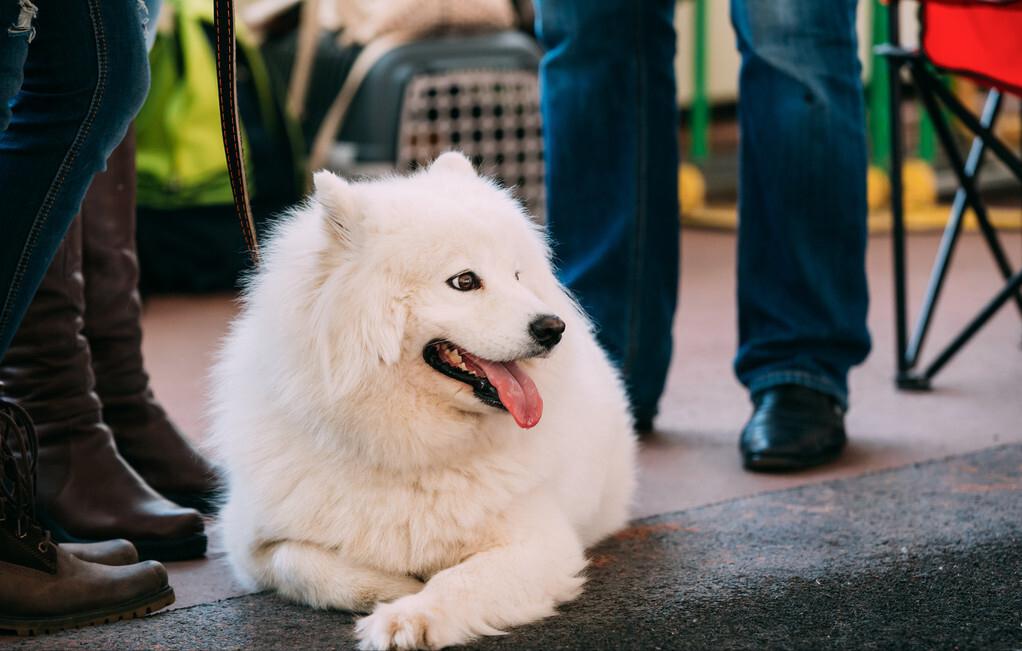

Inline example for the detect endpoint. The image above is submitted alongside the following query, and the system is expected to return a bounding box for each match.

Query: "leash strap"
[213,0,261,265]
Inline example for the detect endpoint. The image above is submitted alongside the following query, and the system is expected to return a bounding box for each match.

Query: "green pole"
[917,103,935,162]
[689,0,709,163]
[868,0,890,170]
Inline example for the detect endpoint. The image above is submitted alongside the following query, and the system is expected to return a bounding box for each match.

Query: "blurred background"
[133,0,1021,294]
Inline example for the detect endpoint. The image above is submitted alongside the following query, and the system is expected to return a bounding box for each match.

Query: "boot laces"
[0,398,53,551]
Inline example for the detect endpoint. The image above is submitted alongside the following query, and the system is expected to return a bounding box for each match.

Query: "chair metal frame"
[879,0,1022,390]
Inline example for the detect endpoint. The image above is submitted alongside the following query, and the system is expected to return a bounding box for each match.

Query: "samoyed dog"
[212,152,636,650]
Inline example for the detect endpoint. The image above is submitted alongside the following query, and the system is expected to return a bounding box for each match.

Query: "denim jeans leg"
[0,0,150,358]
[0,0,30,133]
[535,0,680,424]
[142,0,161,50]
[730,0,871,409]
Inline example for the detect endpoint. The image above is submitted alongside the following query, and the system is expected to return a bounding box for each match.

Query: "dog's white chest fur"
[212,153,637,650]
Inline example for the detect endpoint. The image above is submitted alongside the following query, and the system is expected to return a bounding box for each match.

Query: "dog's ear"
[430,151,476,176]
[311,270,407,399]
[313,170,358,240]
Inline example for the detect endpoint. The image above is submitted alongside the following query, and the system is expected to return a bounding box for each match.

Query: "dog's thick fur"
[212,153,636,650]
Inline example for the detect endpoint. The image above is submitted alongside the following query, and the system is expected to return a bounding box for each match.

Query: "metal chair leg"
[904,91,1001,367]
[919,269,1022,382]
[912,69,1022,316]
[885,1,914,387]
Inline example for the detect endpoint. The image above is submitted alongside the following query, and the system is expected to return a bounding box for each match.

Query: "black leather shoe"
[740,385,847,472]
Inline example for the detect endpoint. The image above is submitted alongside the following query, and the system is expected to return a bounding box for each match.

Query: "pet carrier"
[332,32,546,220]
[260,20,546,220]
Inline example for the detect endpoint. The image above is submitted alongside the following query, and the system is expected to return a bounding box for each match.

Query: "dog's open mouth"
[423,340,543,429]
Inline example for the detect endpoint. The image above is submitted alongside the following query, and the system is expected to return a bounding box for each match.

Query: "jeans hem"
[746,371,848,410]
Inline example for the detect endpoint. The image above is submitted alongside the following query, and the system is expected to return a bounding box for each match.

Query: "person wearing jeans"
[0,0,182,633]
[0,0,149,354]
[536,0,680,433]
[535,0,870,470]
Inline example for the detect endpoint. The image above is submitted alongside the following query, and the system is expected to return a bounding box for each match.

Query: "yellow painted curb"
[902,159,939,211]
[867,165,891,212]
[683,204,1022,234]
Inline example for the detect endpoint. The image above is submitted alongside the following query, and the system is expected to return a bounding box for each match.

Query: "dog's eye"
[447,271,481,291]
[515,271,520,281]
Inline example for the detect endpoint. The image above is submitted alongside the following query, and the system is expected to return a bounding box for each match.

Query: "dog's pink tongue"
[468,356,543,429]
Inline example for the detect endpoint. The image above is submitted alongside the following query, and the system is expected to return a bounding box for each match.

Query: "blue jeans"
[0,0,150,358]
[536,0,870,418]
[536,0,680,425]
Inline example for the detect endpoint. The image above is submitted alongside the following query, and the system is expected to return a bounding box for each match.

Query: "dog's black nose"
[529,315,565,349]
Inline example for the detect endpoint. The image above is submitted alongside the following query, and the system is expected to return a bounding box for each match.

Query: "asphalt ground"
[6,443,1020,650]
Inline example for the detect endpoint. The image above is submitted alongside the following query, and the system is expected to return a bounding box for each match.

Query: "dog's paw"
[354,595,500,650]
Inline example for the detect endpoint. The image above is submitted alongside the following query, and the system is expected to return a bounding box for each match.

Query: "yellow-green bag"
[136,0,300,209]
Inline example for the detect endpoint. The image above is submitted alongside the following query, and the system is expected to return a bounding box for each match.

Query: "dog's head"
[306,152,569,429]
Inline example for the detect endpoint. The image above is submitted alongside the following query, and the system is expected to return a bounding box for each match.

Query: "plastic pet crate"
[334,31,546,219]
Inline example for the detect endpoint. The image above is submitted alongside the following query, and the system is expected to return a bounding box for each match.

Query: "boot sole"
[134,533,208,563]
[742,446,845,473]
[0,586,175,636]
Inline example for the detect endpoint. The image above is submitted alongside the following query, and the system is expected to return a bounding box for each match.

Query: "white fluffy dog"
[212,152,636,650]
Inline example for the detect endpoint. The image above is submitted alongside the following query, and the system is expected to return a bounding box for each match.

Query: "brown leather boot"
[81,129,221,514]
[0,218,206,562]
[62,540,138,566]
[0,399,174,636]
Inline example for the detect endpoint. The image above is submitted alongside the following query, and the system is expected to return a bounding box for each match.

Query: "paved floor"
[8,444,1021,650]
[6,228,1017,647]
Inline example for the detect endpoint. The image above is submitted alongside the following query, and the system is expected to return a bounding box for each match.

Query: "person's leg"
[1,215,207,561]
[535,0,680,430]
[82,128,221,514]
[0,0,208,559]
[0,3,180,628]
[0,0,150,358]
[731,0,870,405]
[730,0,870,469]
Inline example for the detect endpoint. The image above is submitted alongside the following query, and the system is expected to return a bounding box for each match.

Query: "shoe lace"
[0,398,53,550]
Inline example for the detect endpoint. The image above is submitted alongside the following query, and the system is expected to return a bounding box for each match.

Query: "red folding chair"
[880,0,1022,389]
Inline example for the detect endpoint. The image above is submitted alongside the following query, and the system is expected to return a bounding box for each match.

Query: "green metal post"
[689,0,709,163]
[917,99,936,162]
[868,0,890,170]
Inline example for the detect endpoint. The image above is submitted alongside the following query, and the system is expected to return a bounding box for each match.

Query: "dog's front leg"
[355,500,587,650]
[257,540,424,612]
